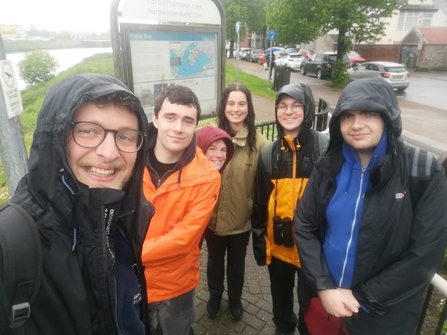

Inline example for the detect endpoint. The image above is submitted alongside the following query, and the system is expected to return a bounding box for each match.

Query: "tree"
[266,0,405,85]
[223,0,267,57]
[245,0,267,34]
[18,50,59,86]
[56,31,71,39]
[265,0,322,45]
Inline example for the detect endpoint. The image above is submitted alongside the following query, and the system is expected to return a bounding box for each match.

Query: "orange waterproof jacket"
[142,146,221,303]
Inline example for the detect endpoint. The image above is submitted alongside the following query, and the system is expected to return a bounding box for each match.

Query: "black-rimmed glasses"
[70,121,146,153]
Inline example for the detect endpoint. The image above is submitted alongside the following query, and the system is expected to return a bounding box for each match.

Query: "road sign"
[235,21,241,34]
[267,29,277,41]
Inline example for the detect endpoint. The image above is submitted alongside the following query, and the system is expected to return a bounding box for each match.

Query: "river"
[6,47,113,90]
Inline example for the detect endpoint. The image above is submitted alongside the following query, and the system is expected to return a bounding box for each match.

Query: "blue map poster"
[128,30,217,117]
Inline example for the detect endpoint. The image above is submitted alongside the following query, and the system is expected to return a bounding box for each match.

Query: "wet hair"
[153,85,201,124]
[217,83,257,154]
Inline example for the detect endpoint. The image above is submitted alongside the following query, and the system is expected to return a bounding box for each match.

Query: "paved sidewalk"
[192,241,300,335]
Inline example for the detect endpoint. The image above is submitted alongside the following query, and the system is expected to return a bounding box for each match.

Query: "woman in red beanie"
[196,126,234,172]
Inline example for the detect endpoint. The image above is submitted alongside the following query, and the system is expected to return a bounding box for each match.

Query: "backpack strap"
[0,203,42,330]
[317,132,330,156]
[407,146,435,206]
[262,132,329,175]
[261,141,274,176]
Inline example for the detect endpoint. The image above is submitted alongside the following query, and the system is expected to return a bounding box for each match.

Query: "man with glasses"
[0,73,154,334]
[252,83,328,335]
[141,85,221,335]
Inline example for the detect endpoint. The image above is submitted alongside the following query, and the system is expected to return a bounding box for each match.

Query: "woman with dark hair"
[204,83,268,320]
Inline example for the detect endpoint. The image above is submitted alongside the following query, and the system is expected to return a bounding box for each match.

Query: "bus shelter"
[110,0,226,118]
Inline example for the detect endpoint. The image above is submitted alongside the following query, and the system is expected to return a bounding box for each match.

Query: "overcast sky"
[0,0,112,32]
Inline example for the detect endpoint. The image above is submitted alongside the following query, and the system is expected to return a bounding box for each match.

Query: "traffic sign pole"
[236,21,240,81]
[267,29,277,81]
[268,39,272,81]
[0,35,28,196]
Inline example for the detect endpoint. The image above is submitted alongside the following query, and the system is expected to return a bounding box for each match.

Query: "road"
[229,58,447,157]
[399,71,447,111]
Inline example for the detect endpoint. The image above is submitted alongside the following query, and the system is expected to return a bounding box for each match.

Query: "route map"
[128,30,217,117]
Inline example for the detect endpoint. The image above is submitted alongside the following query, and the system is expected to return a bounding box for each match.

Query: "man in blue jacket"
[294,78,447,335]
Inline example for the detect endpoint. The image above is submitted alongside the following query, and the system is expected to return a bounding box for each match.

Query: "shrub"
[331,61,350,88]
[18,50,59,86]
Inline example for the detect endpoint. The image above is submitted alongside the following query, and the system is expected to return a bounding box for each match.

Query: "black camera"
[273,216,294,248]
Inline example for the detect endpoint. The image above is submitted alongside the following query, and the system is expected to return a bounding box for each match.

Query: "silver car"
[275,52,304,71]
[347,61,410,92]
[235,48,251,61]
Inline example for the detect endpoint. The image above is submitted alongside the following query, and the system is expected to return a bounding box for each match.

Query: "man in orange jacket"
[141,85,221,335]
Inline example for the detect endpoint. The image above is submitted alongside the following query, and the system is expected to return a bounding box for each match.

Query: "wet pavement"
[192,243,300,335]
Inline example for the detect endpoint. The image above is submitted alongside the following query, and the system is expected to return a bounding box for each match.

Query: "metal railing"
[416,154,447,335]
[416,274,447,335]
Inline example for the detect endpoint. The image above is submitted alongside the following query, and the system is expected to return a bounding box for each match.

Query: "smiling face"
[340,110,385,165]
[224,91,248,134]
[152,99,197,164]
[204,139,227,171]
[67,101,138,190]
[276,95,304,138]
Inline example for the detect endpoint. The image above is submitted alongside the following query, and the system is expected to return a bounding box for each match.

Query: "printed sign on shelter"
[0,60,23,119]
[112,0,225,118]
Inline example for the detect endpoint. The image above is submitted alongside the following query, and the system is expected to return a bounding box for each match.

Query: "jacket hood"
[17,73,149,224]
[328,78,402,151]
[275,83,315,139]
[196,126,234,172]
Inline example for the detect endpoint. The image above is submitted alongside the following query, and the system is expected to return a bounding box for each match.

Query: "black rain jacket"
[294,78,447,335]
[252,83,323,267]
[1,74,154,334]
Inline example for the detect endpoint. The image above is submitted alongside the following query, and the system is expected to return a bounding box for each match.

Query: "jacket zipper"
[339,167,366,287]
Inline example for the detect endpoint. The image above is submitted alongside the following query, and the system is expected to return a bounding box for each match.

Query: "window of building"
[420,12,433,27]
[398,12,419,30]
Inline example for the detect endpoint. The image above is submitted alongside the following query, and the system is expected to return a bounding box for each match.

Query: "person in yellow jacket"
[141,86,221,335]
[251,83,328,335]
[205,83,268,320]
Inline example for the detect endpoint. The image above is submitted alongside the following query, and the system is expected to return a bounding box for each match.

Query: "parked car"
[263,47,285,67]
[265,47,285,54]
[298,49,313,59]
[300,51,350,79]
[226,47,236,58]
[264,47,285,59]
[347,61,410,92]
[248,48,264,63]
[235,48,251,60]
[285,48,298,54]
[347,51,366,67]
[274,52,304,71]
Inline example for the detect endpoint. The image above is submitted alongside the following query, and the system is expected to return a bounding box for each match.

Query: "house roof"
[431,0,447,16]
[418,27,447,44]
